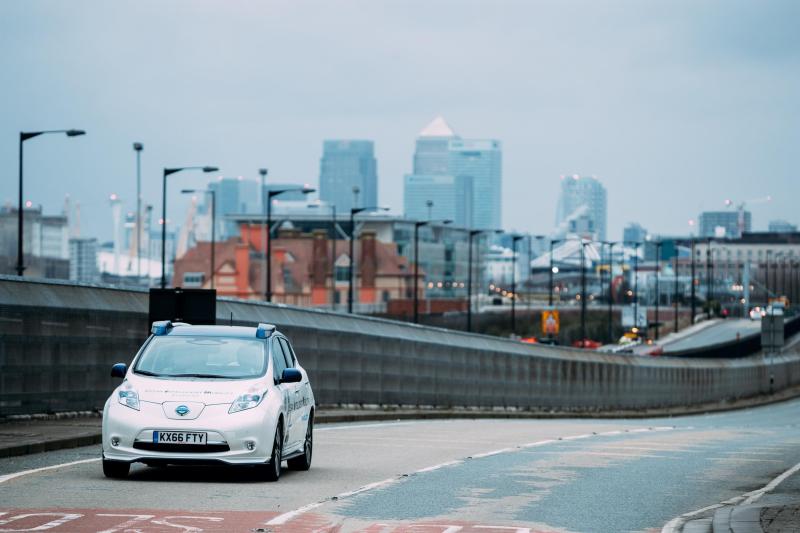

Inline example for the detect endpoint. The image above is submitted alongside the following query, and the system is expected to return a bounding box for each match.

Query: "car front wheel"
[261,423,283,482]
[288,414,313,471]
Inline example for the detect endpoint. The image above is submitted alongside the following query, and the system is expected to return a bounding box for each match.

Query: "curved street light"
[348,206,390,314]
[17,129,86,276]
[161,166,219,289]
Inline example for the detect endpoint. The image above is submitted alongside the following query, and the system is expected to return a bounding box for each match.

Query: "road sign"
[541,310,560,336]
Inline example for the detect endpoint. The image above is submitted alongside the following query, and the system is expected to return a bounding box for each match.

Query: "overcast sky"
[1,0,798,242]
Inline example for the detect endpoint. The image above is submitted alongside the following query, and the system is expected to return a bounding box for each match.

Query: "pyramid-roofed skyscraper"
[404,116,501,230]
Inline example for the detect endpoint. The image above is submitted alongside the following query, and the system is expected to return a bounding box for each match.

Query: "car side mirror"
[280,368,302,384]
[111,363,127,378]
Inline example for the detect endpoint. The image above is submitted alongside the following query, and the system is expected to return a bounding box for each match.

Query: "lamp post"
[348,206,389,314]
[766,250,772,307]
[579,240,590,345]
[17,129,86,276]
[511,235,525,336]
[265,185,316,302]
[548,239,564,307]
[624,241,642,331]
[654,241,662,340]
[161,166,218,289]
[133,143,143,280]
[604,242,617,343]
[413,218,452,323]
[466,229,500,332]
[706,240,714,310]
[308,202,338,309]
[181,189,216,289]
[690,239,697,322]
[259,168,268,298]
[674,253,680,333]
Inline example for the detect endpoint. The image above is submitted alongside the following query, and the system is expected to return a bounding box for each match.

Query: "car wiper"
[134,369,161,376]
[167,373,231,378]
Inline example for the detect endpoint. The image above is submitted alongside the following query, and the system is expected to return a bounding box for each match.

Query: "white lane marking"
[268,425,682,527]
[661,459,800,533]
[0,458,99,485]
[317,421,416,432]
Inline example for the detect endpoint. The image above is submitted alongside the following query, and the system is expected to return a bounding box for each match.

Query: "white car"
[102,321,315,481]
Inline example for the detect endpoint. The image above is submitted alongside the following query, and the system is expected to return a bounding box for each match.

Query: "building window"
[335,265,349,282]
[183,272,205,287]
[382,290,390,303]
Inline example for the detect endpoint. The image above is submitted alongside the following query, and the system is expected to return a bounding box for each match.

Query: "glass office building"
[319,140,378,214]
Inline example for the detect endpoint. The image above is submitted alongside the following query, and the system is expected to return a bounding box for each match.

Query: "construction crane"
[724,195,771,237]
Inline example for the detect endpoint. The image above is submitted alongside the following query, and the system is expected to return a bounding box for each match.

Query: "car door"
[270,338,291,447]
[279,337,309,447]
[276,337,302,449]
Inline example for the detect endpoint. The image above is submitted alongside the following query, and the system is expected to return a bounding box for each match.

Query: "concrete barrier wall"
[1,276,799,416]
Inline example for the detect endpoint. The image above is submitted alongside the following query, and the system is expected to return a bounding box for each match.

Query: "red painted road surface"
[0,509,559,532]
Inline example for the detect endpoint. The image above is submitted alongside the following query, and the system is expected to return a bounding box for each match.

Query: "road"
[2,399,800,532]
[662,318,762,352]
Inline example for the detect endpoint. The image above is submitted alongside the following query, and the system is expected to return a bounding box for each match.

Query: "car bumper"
[102,400,276,465]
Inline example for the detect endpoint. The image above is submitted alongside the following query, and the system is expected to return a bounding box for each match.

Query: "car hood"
[127,375,268,405]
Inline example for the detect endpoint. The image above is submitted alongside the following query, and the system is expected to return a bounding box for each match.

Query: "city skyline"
[0,1,797,244]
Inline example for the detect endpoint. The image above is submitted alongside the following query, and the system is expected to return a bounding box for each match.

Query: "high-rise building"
[699,210,751,238]
[404,117,502,229]
[69,237,99,283]
[448,139,501,230]
[623,222,648,244]
[319,140,378,214]
[208,177,259,239]
[769,219,797,233]
[555,175,607,240]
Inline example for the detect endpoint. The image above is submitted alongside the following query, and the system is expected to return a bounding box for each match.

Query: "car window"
[271,338,287,382]
[278,337,295,368]
[134,336,267,379]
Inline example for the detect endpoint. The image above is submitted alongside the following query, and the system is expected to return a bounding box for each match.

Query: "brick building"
[173,223,418,310]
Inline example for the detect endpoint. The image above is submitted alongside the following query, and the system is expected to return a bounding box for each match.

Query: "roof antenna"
[230,312,233,326]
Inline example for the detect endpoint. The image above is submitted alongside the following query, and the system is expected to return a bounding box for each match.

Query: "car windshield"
[134,336,267,379]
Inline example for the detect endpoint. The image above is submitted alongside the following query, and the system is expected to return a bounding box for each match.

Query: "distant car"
[572,339,602,349]
[749,307,767,320]
[101,321,315,481]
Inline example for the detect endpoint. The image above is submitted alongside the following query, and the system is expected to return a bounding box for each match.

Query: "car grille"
[133,442,230,453]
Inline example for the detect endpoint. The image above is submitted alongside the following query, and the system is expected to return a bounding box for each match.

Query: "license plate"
[153,431,207,445]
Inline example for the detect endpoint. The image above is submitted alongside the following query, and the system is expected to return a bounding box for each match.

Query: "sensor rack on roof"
[256,323,277,339]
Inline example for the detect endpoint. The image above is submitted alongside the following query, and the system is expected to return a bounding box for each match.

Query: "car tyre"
[103,459,130,479]
[288,414,313,471]
[261,422,283,482]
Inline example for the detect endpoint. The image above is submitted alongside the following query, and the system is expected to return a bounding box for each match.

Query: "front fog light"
[245,440,256,451]
[111,437,120,447]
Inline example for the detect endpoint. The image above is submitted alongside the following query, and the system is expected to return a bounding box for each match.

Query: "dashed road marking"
[268,425,682,527]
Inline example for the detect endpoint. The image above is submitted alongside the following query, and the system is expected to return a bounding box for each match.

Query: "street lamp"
[548,239,564,307]
[259,168,268,298]
[511,235,525,336]
[308,202,338,309]
[579,239,591,345]
[413,218,452,323]
[674,251,680,333]
[133,143,143,280]
[654,241,663,340]
[348,206,389,314]
[603,242,618,343]
[466,229,501,332]
[161,166,218,289]
[690,238,697,322]
[17,129,85,276]
[265,185,316,302]
[625,241,642,330]
[181,189,216,289]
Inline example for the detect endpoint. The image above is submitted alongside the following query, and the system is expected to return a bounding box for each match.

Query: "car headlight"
[229,392,265,414]
[118,389,140,411]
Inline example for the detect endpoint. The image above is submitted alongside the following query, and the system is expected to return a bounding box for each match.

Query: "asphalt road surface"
[2,399,800,533]
[662,318,762,352]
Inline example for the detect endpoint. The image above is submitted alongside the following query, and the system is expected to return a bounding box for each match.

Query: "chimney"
[235,243,251,296]
[311,230,328,288]
[360,230,377,288]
